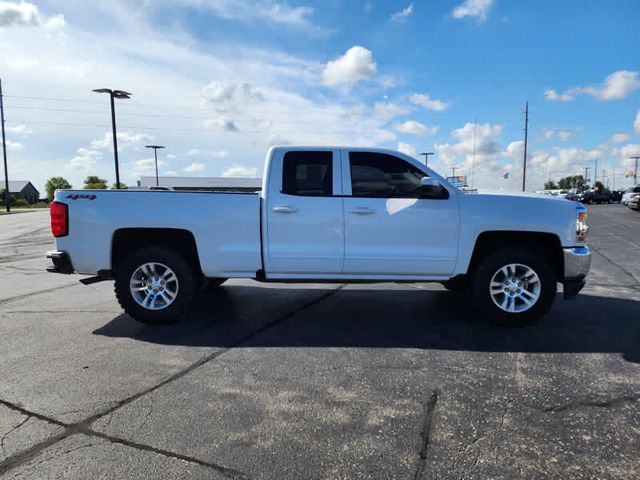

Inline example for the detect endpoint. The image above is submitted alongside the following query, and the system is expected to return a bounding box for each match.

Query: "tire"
[205,278,228,291]
[471,247,557,326]
[114,246,198,324]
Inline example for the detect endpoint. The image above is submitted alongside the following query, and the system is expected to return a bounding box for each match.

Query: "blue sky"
[0,0,639,193]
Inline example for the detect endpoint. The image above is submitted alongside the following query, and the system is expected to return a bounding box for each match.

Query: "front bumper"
[46,250,74,274]
[562,246,591,299]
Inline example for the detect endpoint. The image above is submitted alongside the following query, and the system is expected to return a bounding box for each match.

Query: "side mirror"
[420,177,440,187]
[420,176,449,200]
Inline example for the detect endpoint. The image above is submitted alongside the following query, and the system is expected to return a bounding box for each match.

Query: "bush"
[14,199,30,207]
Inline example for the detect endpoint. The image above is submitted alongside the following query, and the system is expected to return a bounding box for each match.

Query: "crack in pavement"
[413,389,439,480]
[0,282,80,306]
[0,417,30,457]
[590,244,640,285]
[0,285,345,478]
[542,394,640,413]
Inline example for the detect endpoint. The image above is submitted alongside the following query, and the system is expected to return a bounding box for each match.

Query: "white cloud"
[1,139,23,151]
[65,148,101,170]
[203,118,239,132]
[397,142,417,157]
[503,140,523,160]
[322,46,377,87]
[390,3,413,22]
[372,101,408,121]
[634,110,640,135]
[547,71,640,103]
[129,157,168,177]
[192,0,320,31]
[6,124,32,135]
[90,131,153,150]
[575,70,640,100]
[187,148,229,158]
[609,133,630,144]
[0,1,65,30]
[452,0,493,21]
[434,123,506,188]
[543,128,574,141]
[222,164,259,177]
[183,162,206,173]
[43,13,65,31]
[0,1,39,27]
[544,89,574,102]
[409,93,450,111]
[202,81,264,103]
[396,120,438,136]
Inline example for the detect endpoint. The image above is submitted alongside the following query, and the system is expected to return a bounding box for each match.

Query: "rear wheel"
[471,248,557,326]
[114,247,198,324]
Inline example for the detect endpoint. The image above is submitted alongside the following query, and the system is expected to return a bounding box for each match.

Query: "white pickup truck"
[47,146,591,326]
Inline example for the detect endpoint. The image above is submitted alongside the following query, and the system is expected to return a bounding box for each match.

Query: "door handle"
[272,205,298,213]
[349,207,375,215]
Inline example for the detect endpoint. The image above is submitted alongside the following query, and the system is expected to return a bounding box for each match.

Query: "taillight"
[576,209,588,242]
[50,202,68,237]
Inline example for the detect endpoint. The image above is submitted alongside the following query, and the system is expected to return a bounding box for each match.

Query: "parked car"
[46,146,591,326]
[622,186,640,205]
[610,190,624,203]
[579,189,611,204]
[628,193,640,211]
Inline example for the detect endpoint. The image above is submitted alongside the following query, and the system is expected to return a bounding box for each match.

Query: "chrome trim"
[563,246,591,280]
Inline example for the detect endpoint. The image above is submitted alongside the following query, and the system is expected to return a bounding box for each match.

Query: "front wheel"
[114,247,198,324]
[471,248,557,326]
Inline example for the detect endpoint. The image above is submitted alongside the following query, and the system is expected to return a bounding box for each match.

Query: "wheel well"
[468,231,563,278]
[111,228,202,275]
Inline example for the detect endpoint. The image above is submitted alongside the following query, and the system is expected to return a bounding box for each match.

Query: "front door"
[342,150,459,276]
[264,148,344,275]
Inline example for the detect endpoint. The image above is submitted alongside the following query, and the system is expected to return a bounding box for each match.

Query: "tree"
[594,181,606,192]
[558,175,587,190]
[83,176,108,189]
[0,189,16,206]
[111,182,128,189]
[544,180,558,190]
[45,177,72,201]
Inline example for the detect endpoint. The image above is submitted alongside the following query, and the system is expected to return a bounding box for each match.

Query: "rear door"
[264,148,344,275]
[341,150,460,276]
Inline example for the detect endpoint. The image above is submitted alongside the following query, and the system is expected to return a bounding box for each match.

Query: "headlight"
[576,209,588,242]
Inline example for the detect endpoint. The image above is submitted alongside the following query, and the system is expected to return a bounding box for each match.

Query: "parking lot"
[0,204,638,479]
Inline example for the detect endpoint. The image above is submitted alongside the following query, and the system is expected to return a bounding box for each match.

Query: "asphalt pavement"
[0,205,638,479]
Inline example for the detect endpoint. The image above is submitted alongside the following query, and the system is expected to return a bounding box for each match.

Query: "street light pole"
[630,156,640,186]
[0,78,10,212]
[93,88,131,189]
[420,152,434,166]
[145,145,165,187]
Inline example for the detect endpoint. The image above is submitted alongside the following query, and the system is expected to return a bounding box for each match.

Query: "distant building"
[137,176,262,192]
[5,181,40,204]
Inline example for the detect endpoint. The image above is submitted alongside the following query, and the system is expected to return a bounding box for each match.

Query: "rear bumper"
[562,246,591,299]
[46,250,74,274]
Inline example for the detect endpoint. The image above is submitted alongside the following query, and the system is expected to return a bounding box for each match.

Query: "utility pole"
[0,78,9,213]
[420,152,434,166]
[630,156,640,186]
[522,101,529,192]
[451,166,458,178]
[594,158,598,184]
[584,167,591,186]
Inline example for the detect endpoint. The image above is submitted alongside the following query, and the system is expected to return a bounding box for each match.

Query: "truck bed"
[54,189,262,277]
